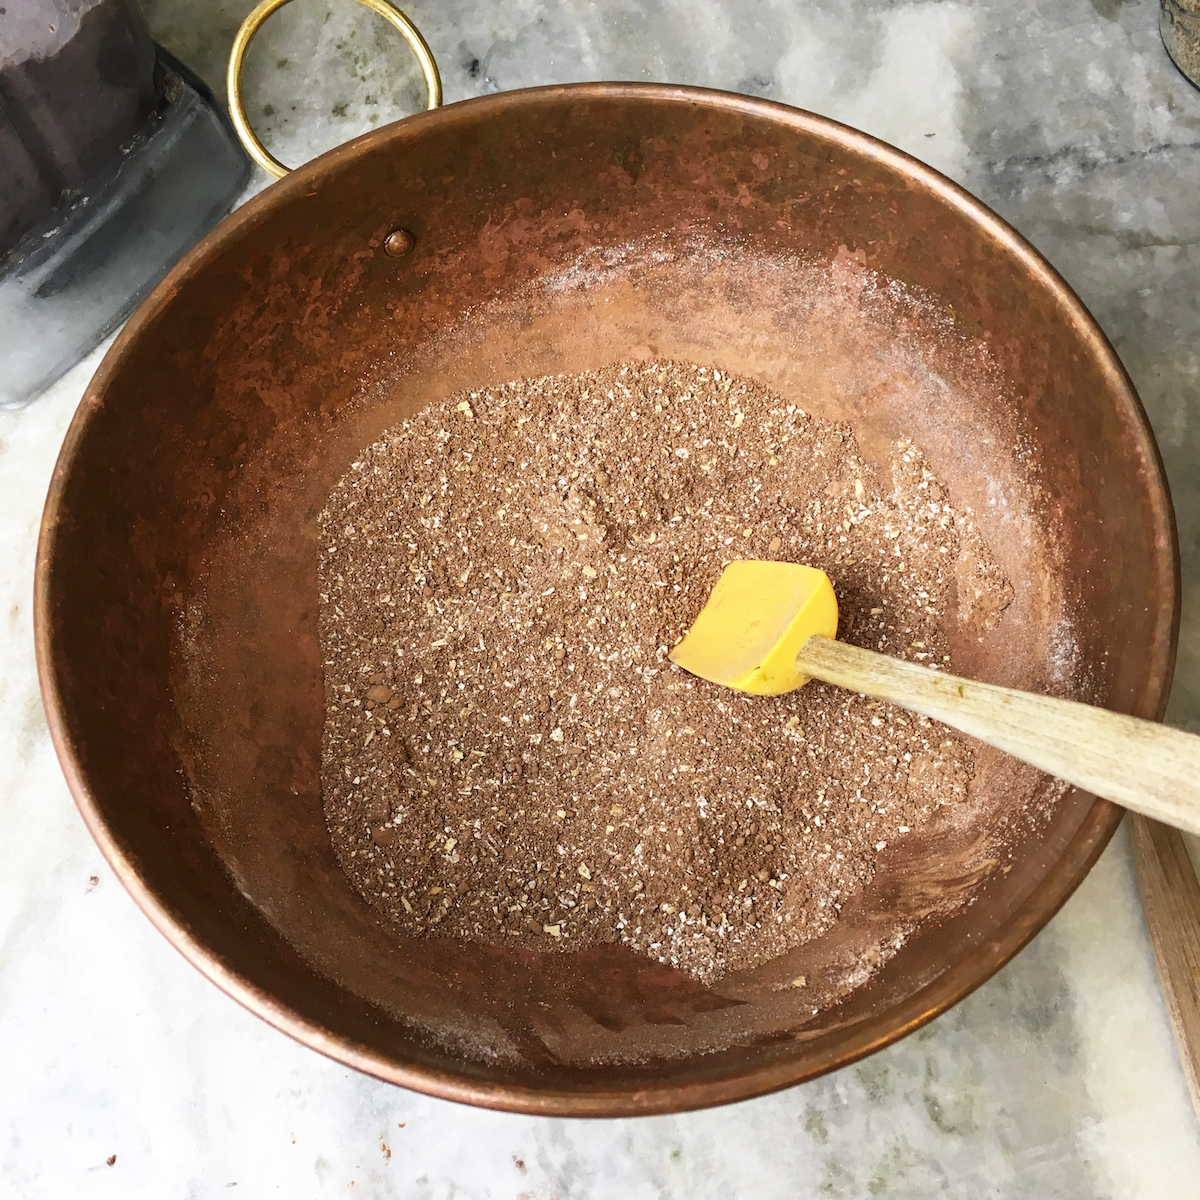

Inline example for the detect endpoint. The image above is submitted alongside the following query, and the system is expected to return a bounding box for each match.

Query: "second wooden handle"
[795,636,1200,837]
[1130,814,1200,1120]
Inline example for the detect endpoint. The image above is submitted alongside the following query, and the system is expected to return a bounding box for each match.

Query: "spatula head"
[668,561,839,695]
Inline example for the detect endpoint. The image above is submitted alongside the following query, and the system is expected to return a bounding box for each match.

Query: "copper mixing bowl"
[35,85,1177,1115]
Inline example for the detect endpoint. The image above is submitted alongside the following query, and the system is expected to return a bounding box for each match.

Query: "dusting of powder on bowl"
[317,361,1012,983]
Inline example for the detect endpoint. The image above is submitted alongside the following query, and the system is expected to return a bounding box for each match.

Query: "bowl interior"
[37,86,1176,1115]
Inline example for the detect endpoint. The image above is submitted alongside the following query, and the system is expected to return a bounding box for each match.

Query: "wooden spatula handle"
[1130,814,1200,1119]
[795,636,1200,837]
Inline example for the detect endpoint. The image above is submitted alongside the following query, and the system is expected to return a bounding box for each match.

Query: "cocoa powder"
[317,361,1012,982]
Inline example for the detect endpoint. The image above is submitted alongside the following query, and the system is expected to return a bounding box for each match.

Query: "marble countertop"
[5,0,1200,1195]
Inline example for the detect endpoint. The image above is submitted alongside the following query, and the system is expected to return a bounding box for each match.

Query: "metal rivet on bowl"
[384,229,416,257]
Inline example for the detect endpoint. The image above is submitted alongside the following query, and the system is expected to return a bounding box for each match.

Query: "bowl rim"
[34,81,1181,1117]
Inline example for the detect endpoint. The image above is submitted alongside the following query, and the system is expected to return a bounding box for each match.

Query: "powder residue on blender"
[317,361,1012,982]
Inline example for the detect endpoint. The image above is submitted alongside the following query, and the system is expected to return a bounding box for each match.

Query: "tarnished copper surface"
[34,85,1178,1116]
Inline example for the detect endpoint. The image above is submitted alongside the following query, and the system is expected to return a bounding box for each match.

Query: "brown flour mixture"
[317,361,1013,982]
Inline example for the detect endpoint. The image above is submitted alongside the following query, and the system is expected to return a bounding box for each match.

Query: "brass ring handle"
[226,0,442,179]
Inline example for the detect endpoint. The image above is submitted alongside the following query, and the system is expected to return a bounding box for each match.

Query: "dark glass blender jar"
[0,0,250,407]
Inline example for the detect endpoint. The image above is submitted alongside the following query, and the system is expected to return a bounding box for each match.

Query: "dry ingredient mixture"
[318,361,1013,982]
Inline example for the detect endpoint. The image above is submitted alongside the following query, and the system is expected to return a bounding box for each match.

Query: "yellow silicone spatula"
[669,560,1200,837]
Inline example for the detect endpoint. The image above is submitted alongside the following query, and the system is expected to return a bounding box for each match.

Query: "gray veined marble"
[4,0,1200,1195]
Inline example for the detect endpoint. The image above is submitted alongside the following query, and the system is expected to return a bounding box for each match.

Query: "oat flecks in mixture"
[317,361,1012,982]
